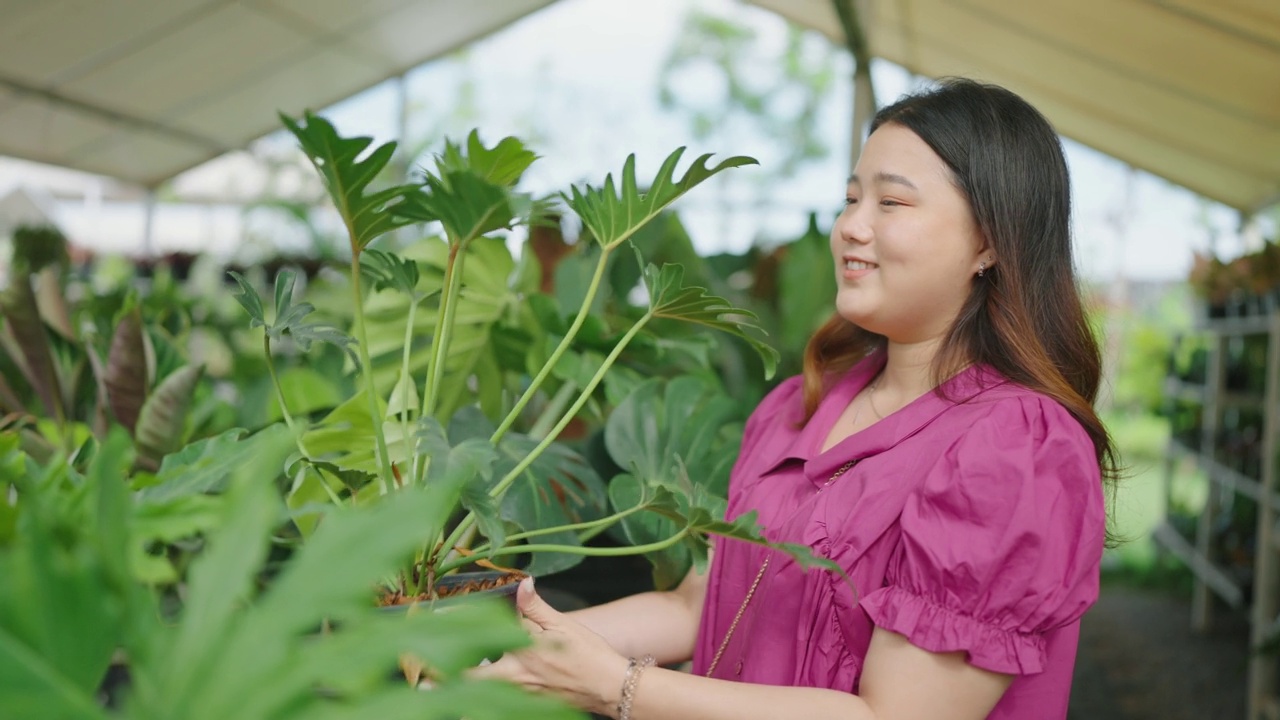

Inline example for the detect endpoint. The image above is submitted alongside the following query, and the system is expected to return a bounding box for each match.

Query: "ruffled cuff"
[859,585,1047,675]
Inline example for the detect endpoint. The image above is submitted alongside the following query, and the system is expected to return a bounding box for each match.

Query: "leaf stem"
[350,256,394,495]
[437,526,691,574]
[264,334,312,460]
[400,296,419,484]
[527,379,576,440]
[490,248,611,445]
[440,311,651,556]
[469,503,645,555]
[421,241,468,423]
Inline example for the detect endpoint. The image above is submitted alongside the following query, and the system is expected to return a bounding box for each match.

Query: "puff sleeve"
[858,395,1106,675]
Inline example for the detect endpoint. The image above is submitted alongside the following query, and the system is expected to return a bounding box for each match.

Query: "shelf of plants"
[1158,300,1280,720]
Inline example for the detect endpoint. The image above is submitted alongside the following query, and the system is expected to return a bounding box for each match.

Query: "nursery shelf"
[1151,522,1244,608]
[1163,378,1264,408]
[1160,311,1280,720]
[1198,315,1277,336]
[1167,439,1280,510]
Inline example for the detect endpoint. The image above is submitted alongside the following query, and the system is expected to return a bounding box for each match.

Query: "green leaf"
[778,214,839,352]
[407,170,526,246]
[449,409,607,576]
[269,269,359,365]
[227,270,266,329]
[0,432,132,716]
[359,248,421,296]
[641,253,779,379]
[149,425,296,715]
[607,475,690,589]
[133,365,204,471]
[183,478,468,719]
[137,428,250,502]
[433,131,538,188]
[279,111,427,252]
[104,305,148,433]
[564,147,756,250]
[417,417,502,546]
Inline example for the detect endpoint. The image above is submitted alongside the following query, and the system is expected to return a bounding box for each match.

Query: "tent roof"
[747,0,1280,214]
[0,0,554,189]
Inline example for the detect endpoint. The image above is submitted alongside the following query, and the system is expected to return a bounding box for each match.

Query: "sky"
[0,0,1265,282]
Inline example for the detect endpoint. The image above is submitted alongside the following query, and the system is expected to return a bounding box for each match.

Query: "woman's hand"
[472,577,632,716]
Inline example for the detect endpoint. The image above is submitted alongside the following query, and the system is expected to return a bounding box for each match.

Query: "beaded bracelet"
[617,654,656,720]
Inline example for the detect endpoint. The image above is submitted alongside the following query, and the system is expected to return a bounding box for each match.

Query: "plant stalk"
[437,526,691,575]
[436,312,652,560]
[264,334,312,460]
[349,255,394,495]
[400,297,419,484]
[469,503,646,555]
[422,242,468,416]
[490,249,611,445]
[527,378,577,440]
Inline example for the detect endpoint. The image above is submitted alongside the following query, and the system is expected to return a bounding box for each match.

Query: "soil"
[1069,583,1250,719]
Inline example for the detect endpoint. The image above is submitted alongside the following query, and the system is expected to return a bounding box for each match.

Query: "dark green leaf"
[279,111,427,251]
[227,270,266,329]
[641,253,779,379]
[417,418,502,546]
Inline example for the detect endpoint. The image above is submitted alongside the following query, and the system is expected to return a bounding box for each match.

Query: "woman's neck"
[874,336,947,408]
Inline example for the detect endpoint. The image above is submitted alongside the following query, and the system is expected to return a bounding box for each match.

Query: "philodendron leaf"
[104,305,147,433]
[448,408,607,576]
[227,270,266,329]
[406,170,529,246]
[607,474,689,590]
[134,365,204,471]
[434,131,538,188]
[360,248,421,296]
[228,270,358,366]
[564,147,756,251]
[641,252,779,379]
[417,417,503,547]
[279,111,426,252]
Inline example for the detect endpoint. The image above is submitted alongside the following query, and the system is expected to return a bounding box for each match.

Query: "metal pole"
[833,0,877,170]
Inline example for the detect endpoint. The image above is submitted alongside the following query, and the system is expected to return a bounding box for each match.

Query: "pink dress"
[691,353,1105,719]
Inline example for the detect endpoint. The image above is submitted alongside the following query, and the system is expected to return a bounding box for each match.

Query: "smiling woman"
[473,77,1117,720]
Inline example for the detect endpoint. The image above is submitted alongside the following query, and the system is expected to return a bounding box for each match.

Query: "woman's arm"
[626,629,1012,720]
[565,558,708,665]
[475,579,1013,720]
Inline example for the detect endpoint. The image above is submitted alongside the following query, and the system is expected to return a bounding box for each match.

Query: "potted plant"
[227,112,838,614]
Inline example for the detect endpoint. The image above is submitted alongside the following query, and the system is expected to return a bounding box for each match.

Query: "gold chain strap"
[705,460,857,677]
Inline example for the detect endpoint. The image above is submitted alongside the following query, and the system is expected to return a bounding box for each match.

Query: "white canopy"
[746,0,1280,215]
[1,0,1276,214]
[0,0,554,189]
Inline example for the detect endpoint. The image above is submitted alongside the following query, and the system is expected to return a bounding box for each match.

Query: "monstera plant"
[227,112,840,606]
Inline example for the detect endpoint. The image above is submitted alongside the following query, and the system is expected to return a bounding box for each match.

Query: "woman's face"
[830,123,986,344]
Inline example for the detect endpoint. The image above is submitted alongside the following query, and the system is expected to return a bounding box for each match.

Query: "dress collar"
[759,352,1007,486]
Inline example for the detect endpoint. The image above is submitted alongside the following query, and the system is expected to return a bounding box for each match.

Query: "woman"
[475,77,1115,720]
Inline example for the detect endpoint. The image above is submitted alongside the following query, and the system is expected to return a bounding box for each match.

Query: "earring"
[977,261,986,278]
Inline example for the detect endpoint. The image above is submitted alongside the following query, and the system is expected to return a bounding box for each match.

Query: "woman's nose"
[835,205,872,245]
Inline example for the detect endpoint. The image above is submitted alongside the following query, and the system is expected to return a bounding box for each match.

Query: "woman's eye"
[880,199,902,207]
[844,197,858,206]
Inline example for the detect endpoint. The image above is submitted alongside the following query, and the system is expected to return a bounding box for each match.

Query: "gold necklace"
[866,379,884,420]
[704,459,858,677]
